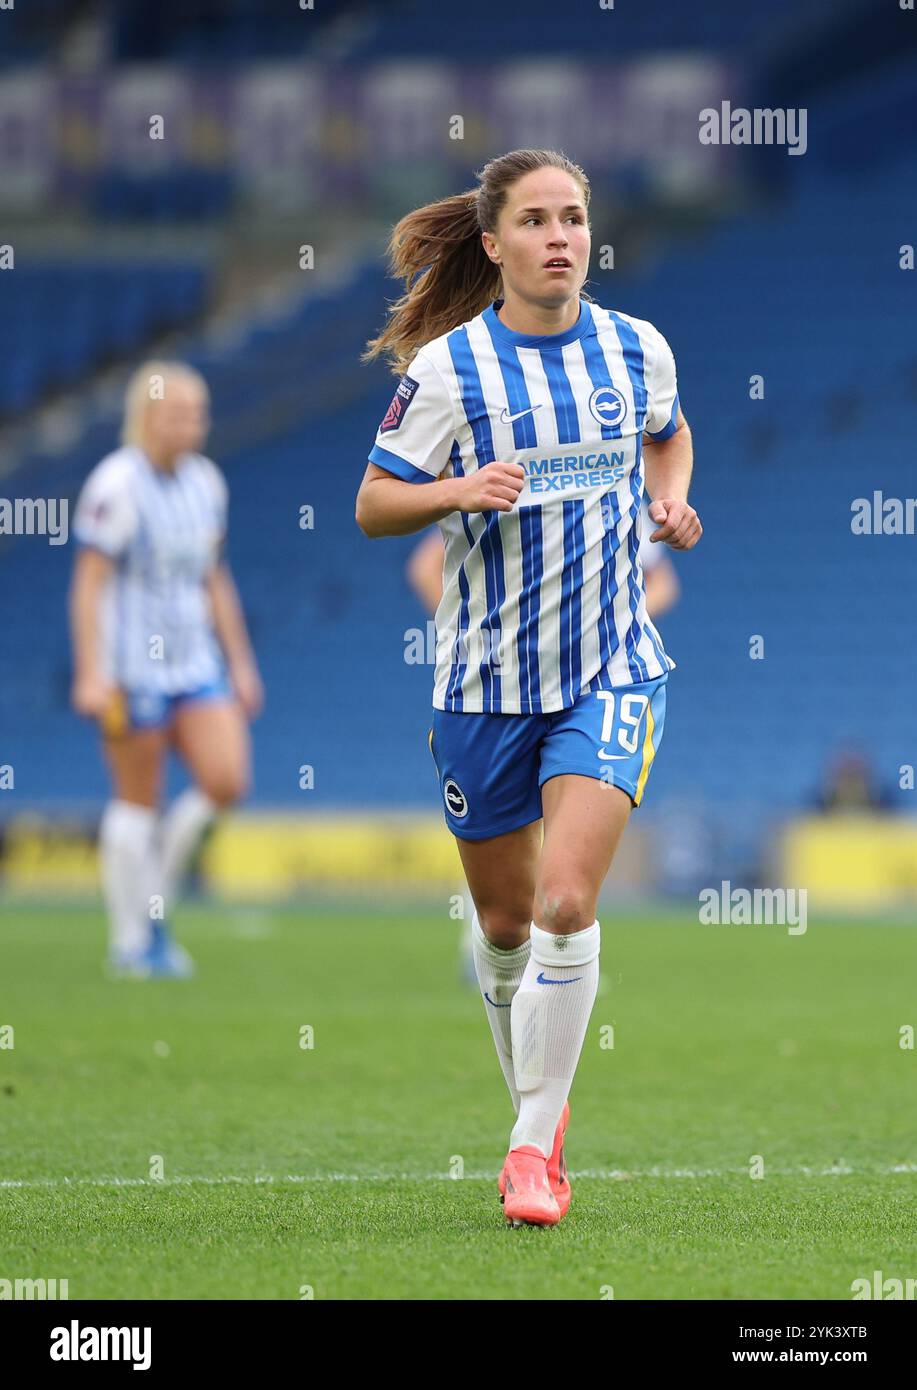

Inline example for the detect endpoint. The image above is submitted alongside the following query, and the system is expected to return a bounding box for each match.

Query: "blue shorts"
[103,674,233,734]
[429,674,667,841]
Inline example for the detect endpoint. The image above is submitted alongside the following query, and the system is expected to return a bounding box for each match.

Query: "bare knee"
[475,905,531,951]
[197,768,248,809]
[535,880,595,936]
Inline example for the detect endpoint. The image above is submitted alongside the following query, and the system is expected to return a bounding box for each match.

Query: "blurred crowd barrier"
[0,59,741,219]
[2,808,917,912]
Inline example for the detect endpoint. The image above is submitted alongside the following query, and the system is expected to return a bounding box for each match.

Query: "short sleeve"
[368,350,456,484]
[643,326,680,441]
[73,462,137,557]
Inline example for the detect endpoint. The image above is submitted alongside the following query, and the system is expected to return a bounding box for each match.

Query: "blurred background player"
[69,361,264,977]
[406,498,681,982]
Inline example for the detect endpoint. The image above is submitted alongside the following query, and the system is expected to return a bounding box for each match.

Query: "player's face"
[147,376,210,456]
[485,168,590,307]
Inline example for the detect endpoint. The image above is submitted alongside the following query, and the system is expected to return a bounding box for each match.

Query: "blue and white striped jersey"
[73,445,227,694]
[369,297,680,714]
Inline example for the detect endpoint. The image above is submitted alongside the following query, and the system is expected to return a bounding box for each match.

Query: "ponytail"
[363,148,591,376]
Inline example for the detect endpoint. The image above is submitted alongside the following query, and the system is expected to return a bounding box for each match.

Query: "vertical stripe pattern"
[409,299,676,713]
[73,446,227,694]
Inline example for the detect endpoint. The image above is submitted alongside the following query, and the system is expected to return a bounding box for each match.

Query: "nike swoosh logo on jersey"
[500,404,543,424]
[598,748,629,760]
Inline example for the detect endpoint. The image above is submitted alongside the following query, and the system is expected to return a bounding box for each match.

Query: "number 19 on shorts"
[596,690,649,758]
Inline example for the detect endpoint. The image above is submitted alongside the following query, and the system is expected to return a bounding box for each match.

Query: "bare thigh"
[170,698,251,808]
[102,725,170,808]
[536,774,633,935]
[455,819,542,949]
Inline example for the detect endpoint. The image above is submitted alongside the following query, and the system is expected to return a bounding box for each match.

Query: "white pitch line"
[1,1164,916,1190]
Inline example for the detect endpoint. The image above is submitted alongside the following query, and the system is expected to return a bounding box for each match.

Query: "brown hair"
[363,148,592,376]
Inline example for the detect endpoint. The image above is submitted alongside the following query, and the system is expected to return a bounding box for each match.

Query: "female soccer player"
[70,361,263,977]
[356,148,701,1226]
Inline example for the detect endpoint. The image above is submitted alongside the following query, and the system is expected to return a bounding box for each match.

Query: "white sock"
[98,800,158,956]
[471,912,531,1115]
[509,920,601,1157]
[159,787,218,918]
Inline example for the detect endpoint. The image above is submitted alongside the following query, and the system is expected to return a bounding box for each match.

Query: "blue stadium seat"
[0,261,210,418]
[2,136,916,822]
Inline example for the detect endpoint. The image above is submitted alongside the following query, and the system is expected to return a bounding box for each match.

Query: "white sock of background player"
[159,786,218,919]
[98,799,158,958]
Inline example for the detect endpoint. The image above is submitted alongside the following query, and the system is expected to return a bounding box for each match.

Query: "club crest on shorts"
[380,373,420,433]
[443,777,469,819]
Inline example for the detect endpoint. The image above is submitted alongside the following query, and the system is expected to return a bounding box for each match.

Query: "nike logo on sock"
[484,991,511,1007]
[536,971,583,985]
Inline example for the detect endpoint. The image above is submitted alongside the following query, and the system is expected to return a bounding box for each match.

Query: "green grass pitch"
[1,903,915,1300]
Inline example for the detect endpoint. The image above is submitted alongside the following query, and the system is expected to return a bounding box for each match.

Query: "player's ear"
[481,231,500,266]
